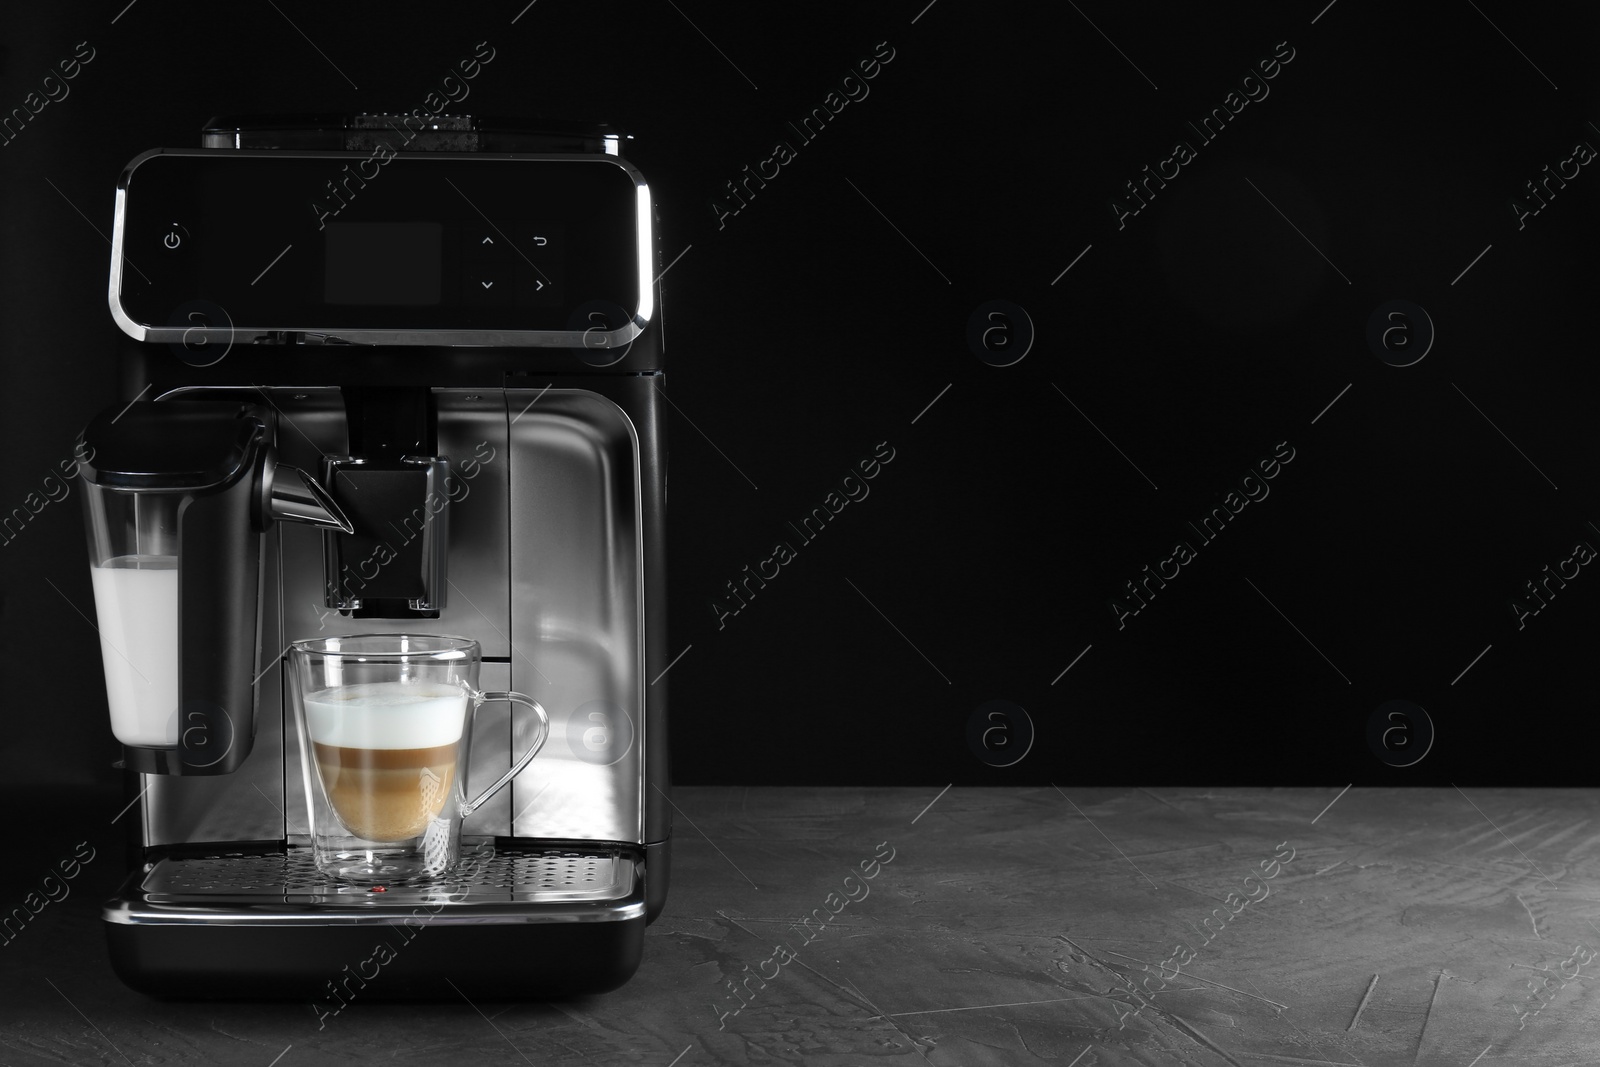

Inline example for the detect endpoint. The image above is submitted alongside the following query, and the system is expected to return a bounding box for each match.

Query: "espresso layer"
[314,742,457,842]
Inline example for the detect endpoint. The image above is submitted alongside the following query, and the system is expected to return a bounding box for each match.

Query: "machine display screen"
[324,223,443,305]
[113,150,644,339]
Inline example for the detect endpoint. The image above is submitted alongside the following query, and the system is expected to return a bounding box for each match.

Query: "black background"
[2,1,1597,790]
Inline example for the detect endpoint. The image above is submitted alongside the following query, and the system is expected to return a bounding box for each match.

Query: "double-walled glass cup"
[289,634,548,884]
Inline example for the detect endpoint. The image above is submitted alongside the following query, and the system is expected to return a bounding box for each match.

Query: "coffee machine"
[77,115,670,999]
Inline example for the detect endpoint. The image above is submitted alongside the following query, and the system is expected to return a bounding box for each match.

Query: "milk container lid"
[80,401,267,491]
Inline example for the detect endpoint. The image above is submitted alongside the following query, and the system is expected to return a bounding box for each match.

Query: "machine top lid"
[81,401,266,491]
[199,114,632,155]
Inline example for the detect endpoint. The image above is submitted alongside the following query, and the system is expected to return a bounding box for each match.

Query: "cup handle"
[460,691,549,817]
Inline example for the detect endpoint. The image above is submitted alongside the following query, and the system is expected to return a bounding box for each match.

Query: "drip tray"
[103,842,650,997]
[112,843,644,925]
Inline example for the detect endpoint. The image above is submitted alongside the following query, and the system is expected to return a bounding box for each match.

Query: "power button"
[163,222,189,251]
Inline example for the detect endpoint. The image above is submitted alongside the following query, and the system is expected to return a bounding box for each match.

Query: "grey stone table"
[3,786,1598,1065]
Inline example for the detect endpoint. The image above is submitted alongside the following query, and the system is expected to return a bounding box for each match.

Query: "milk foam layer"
[304,681,468,750]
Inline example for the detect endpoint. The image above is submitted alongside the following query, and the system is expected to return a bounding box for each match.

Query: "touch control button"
[463,230,511,305]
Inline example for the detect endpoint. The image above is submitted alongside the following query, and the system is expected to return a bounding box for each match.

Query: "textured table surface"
[3,785,1598,1065]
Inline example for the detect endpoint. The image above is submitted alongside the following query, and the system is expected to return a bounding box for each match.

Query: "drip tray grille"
[139,845,633,907]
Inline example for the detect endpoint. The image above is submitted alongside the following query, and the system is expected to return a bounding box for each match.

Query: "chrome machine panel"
[506,389,645,845]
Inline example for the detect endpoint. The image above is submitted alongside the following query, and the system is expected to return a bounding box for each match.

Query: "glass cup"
[288,634,548,884]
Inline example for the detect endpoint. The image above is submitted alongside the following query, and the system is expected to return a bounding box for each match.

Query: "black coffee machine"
[76,115,670,999]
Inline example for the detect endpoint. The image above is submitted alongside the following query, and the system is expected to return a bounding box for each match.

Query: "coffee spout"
[268,465,354,533]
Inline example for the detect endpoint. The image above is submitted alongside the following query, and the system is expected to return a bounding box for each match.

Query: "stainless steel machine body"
[88,118,671,998]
